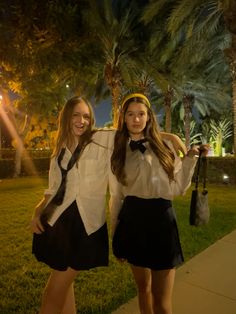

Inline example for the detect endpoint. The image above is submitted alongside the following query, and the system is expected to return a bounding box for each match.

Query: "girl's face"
[71,100,91,138]
[124,101,149,139]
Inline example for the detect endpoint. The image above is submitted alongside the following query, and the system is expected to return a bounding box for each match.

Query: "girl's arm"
[172,144,210,196]
[30,157,59,234]
[30,194,52,234]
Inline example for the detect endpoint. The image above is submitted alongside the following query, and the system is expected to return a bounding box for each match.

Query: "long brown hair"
[52,96,95,157]
[111,95,175,185]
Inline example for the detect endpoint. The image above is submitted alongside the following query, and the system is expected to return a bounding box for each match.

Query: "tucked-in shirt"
[109,139,197,232]
[44,129,119,235]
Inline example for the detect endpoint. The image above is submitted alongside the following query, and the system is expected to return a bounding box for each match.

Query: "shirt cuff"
[183,155,198,168]
[44,188,56,195]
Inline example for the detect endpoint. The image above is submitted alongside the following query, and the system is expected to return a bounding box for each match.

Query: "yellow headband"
[121,93,151,108]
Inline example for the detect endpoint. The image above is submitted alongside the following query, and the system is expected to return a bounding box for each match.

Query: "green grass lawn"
[0,177,236,314]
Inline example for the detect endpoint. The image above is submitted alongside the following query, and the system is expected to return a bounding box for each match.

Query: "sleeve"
[108,171,124,236]
[164,139,197,196]
[44,157,61,195]
[107,130,124,236]
[172,154,197,196]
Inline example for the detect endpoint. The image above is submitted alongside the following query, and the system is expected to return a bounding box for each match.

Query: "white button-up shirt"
[44,129,119,235]
[123,140,197,199]
[109,139,197,232]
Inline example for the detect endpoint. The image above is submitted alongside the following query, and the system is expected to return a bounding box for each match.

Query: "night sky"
[93,99,112,127]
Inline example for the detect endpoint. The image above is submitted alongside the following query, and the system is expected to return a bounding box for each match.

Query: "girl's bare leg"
[151,268,175,314]
[61,282,76,314]
[130,265,153,314]
[40,267,79,314]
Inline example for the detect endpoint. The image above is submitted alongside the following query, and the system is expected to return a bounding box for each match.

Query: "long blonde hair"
[111,95,175,185]
[52,96,95,157]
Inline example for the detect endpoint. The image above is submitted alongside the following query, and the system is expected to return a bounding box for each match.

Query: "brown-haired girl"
[30,96,117,314]
[110,93,208,314]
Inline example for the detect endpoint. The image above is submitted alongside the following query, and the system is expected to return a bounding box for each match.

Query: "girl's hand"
[29,196,51,234]
[187,144,210,158]
[30,215,45,234]
[199,144,211,156]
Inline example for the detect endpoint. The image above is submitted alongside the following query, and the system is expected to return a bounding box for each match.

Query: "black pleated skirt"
[32,201,109,271]
[112,196,184,270]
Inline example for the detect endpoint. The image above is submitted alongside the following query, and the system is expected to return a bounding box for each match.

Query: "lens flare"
[0,99,39,176]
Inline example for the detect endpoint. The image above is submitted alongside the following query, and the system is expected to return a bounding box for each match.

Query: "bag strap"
[194,151,207,190]
[201,156,207,190]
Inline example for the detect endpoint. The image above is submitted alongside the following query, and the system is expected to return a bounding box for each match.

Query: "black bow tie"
[129,139,147,154]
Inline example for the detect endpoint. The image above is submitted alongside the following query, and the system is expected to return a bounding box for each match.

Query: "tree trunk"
[224,42,236,156]
[183,94,192,149]
[233,79,236,155]
[111,85,122,128]
[104,62,122,128]
[164,86,173,132]
[223,1,236,156]
[13,141,24,177]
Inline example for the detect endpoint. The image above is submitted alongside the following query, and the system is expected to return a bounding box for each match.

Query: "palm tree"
[81,0,143,127]
[171,78,231,148]
[141,0,178,132]
[142,0,235,152]
[166,0,236,154]
[223,0,236,155]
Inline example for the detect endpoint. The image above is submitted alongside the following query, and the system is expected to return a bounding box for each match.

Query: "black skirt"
[112,196,184,270]
[32,201,109,271]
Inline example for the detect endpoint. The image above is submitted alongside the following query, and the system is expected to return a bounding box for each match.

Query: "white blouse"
[44,129,119,235]
[123,140,197,200]
[109,140,197,232]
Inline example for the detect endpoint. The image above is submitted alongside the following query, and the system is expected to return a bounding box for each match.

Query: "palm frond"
[141,0,170,24]
[167,0,205,36]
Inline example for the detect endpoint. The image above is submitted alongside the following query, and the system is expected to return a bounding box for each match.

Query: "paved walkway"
[112,229,236,314]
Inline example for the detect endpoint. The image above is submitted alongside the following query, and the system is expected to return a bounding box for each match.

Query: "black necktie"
[40,145,81,226]
[129,139,147,154]
[54,145,81,205]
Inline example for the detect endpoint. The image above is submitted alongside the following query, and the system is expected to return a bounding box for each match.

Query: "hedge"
[0,156,236,184]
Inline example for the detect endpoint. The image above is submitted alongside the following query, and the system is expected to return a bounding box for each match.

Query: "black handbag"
[189,151,210,226]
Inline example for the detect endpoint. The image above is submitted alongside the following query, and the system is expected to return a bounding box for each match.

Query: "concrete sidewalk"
[112,229,236,314]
